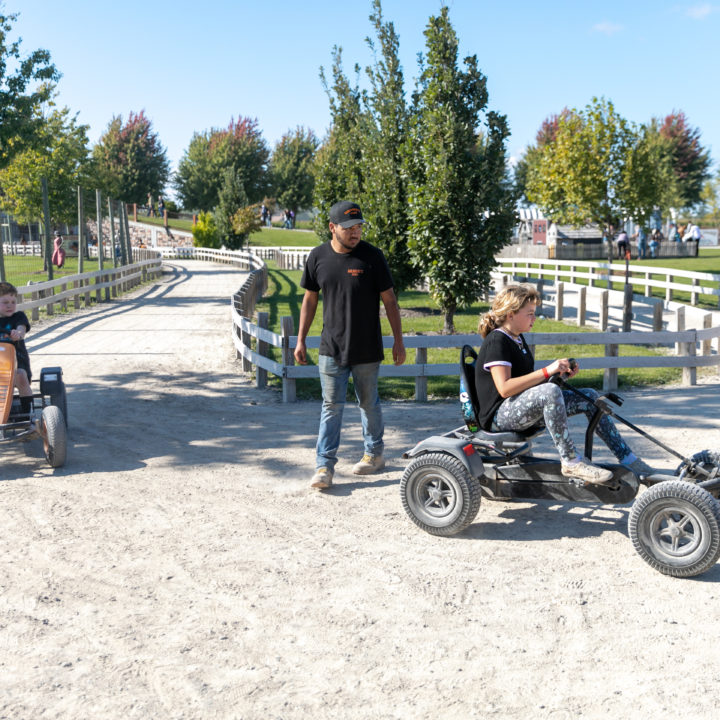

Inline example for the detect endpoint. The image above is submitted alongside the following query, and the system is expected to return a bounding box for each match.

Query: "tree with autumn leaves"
[520,100,711,229]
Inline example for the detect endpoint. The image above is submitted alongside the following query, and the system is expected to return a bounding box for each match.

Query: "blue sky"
[11,0,720,183]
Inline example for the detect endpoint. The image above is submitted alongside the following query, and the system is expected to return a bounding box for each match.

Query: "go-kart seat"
[461,344,544,443]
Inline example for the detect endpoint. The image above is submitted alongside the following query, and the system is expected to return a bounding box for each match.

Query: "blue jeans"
[316,355,383,471]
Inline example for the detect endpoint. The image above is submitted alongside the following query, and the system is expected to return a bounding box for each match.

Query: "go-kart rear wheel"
[400,452,481,536]
[628,480,720,577]
[41,405,67,468]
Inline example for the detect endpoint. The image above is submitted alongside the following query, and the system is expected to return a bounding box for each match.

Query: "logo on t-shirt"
[347,268,364,277]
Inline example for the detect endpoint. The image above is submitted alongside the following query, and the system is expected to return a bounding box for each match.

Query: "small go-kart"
[0,335,67,468]
[400,346,720,578]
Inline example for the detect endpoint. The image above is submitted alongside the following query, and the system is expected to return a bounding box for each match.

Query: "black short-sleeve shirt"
[474,329,534,430]
[300,240,394,365]
[0,310,31,376]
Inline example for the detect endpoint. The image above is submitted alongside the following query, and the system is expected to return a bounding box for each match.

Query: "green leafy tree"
[91,110,169,203]
[0,9,59,168]
[360,0,419,294]
[407,7,516,332]
[699,174,720,231]
[232,203,263,246]
[174,117,269,211]
[527,98,637,228]
[214,166,249,249]
[270,126,318,220]
[0,107,90,225]
[313,47,366,241]
[192,210,220,248]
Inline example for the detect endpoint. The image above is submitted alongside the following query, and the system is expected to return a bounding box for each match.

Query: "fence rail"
[15,250,162,319]
[497,257,720,307]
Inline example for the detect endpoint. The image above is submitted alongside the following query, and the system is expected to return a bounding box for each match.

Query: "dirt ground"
[2,260,720,719]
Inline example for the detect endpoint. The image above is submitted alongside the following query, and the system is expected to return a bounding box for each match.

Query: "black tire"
[50,383,68,427]
[41,405,67,468]
[628,480,720,577]
[675,450,720,488]
[400,452,482,536]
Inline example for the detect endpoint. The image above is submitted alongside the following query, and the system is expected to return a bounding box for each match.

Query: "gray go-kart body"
[400,346,720,579]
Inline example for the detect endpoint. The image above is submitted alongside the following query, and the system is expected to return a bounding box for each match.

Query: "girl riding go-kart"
[401,284,720,578]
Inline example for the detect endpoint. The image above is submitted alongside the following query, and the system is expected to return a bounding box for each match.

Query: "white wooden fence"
[497,257,720,308]
[15,249,163,320]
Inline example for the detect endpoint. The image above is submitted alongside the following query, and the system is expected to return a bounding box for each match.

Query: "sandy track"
[2,260,720,719]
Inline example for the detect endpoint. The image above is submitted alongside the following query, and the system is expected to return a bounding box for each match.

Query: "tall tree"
[214,166,249,249]
[91,110,169,203]
[0,8,59,168]
[654,111,711,209]
[527,98,640,229]
[407,7,516,332]
[269,126,318,219]
[313,48,366,241]
[0,107,90,225]
[361,0,419,294]
[174,117,269,211]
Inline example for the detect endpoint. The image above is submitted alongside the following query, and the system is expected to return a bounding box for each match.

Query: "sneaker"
[310,467,333,489]
[561,459,613,485]
[352,453,386,475]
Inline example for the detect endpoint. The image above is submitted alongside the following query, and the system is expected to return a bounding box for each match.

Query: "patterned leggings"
[493,383,632,463]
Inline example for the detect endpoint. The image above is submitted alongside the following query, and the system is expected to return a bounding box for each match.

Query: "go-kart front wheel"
[400,452,481,536]
[628,480,720,577]
[41,405,67,468]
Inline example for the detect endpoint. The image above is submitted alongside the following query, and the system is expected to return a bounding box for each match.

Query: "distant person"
[649,229,660,258]
[260,204,269,226]
[283,209,292,229]
[158,195,166,220]
[632,226,647,259]
[616,229,629,259]
[51,230,66,268]
[146,193,155,217]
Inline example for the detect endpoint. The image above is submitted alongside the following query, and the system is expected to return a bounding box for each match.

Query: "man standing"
[294,200,406,490]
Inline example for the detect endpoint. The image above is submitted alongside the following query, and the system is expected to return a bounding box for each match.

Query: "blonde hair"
[478,283,541,337]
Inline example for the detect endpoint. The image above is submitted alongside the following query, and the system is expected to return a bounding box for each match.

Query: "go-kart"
[400,346,720,578]
[0,335,67,468]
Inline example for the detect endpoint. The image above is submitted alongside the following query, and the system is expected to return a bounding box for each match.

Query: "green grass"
[248,227,320,247]
[255,265,682,400]
[4,256,102,290]
[135,215,195,233]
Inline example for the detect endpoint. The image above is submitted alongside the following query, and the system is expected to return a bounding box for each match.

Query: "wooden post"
[555,281,564,321]
[702,313,712,356]
[41,177,53,281]
[675,306,685,356]
[122,202,133,268]
[665,272,672,302]
[652,301,663,332]
[577,285,586,327]
[132,203,137,223]
[31,285,39,322]
[599,290,609,331]
[281,316,296,403]
[683,330,697,387]
[603,327,618,391]
[644,271,651,299]
[95,189,106,302]
[256,311,268,389]
[73,280,81,310]
[415,346,428,403]
[589,265,595,288]
[691,277,699,306]
[622,283,633,332]
[77,186,85,275]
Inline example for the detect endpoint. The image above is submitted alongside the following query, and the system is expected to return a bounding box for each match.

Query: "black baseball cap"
[329,201,365,228]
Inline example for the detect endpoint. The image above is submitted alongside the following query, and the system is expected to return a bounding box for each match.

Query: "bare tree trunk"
[442,306,456,334]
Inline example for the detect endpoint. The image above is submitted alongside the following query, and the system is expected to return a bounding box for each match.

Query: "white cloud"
[592,21,624,35]
[687,3,713,19]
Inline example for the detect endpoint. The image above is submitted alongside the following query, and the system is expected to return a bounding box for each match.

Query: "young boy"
[0,282,33,415]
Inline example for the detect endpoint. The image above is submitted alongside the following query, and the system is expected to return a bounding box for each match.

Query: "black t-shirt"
[300,240,394,365]
[0,311,31,372]
[474,329,535,430]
